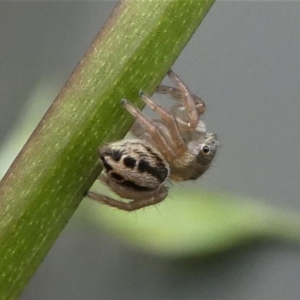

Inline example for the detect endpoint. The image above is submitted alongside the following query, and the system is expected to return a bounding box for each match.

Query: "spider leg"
[167,70,199,130]
[86,188,167,211]
[139,91,187,155]
[156,85,206,115]
[121,99,177,161]
[156,85,182,100]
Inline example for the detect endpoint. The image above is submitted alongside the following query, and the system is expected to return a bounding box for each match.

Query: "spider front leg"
[158,70,203,131]
[121,99,177,161]
[156,85,206,116]
[139,91,187,156]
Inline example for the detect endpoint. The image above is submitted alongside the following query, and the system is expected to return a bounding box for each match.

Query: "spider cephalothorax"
[87,70,218,211]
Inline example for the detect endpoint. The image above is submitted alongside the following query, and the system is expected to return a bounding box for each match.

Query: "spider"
[87,70,218,211]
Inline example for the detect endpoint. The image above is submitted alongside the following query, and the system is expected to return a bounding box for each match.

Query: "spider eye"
[202,145,211,155]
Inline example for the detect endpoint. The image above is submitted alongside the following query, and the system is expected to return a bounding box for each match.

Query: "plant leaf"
[82,186,300,257]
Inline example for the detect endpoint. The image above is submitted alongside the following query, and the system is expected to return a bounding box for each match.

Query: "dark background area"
[0,2,300,299]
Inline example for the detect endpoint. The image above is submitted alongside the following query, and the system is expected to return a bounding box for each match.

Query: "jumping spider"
[87,70,218,211]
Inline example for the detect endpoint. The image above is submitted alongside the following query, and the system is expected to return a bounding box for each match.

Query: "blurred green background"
[1,2,300,299]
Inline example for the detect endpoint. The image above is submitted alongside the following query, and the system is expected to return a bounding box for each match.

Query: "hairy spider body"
[87,70,218,211]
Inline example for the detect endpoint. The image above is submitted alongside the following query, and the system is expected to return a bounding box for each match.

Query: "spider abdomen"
[99,139,170,192]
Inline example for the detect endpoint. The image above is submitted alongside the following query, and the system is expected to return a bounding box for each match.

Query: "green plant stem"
[0,0,215,298]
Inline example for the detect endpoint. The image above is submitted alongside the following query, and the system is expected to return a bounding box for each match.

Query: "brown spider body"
[87,70,218,211]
